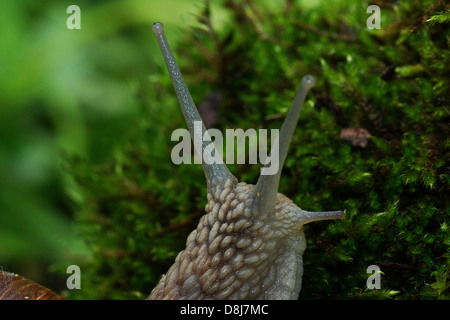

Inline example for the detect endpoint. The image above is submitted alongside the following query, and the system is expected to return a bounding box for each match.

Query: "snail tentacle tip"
[301,75,316,90]
[152,22,164,35]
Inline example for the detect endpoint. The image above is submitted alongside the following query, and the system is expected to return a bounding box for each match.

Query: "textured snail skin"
[148,23,343,300]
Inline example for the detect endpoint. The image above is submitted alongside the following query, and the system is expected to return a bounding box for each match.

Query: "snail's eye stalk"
[152,22,237,189]
[252,75,316,217]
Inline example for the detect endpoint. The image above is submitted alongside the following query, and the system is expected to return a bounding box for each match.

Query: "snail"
[147,22,343,300]
[0,22,343,301]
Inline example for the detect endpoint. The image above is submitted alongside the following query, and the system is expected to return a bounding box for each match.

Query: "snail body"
[148,22,343,300]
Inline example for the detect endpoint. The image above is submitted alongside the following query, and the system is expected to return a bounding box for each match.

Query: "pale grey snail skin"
[148,22,343,300]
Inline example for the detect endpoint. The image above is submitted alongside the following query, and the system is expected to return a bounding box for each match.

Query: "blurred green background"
[0,0,448,299]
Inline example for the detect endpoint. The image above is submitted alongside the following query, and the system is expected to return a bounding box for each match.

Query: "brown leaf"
[340,127,371,148]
